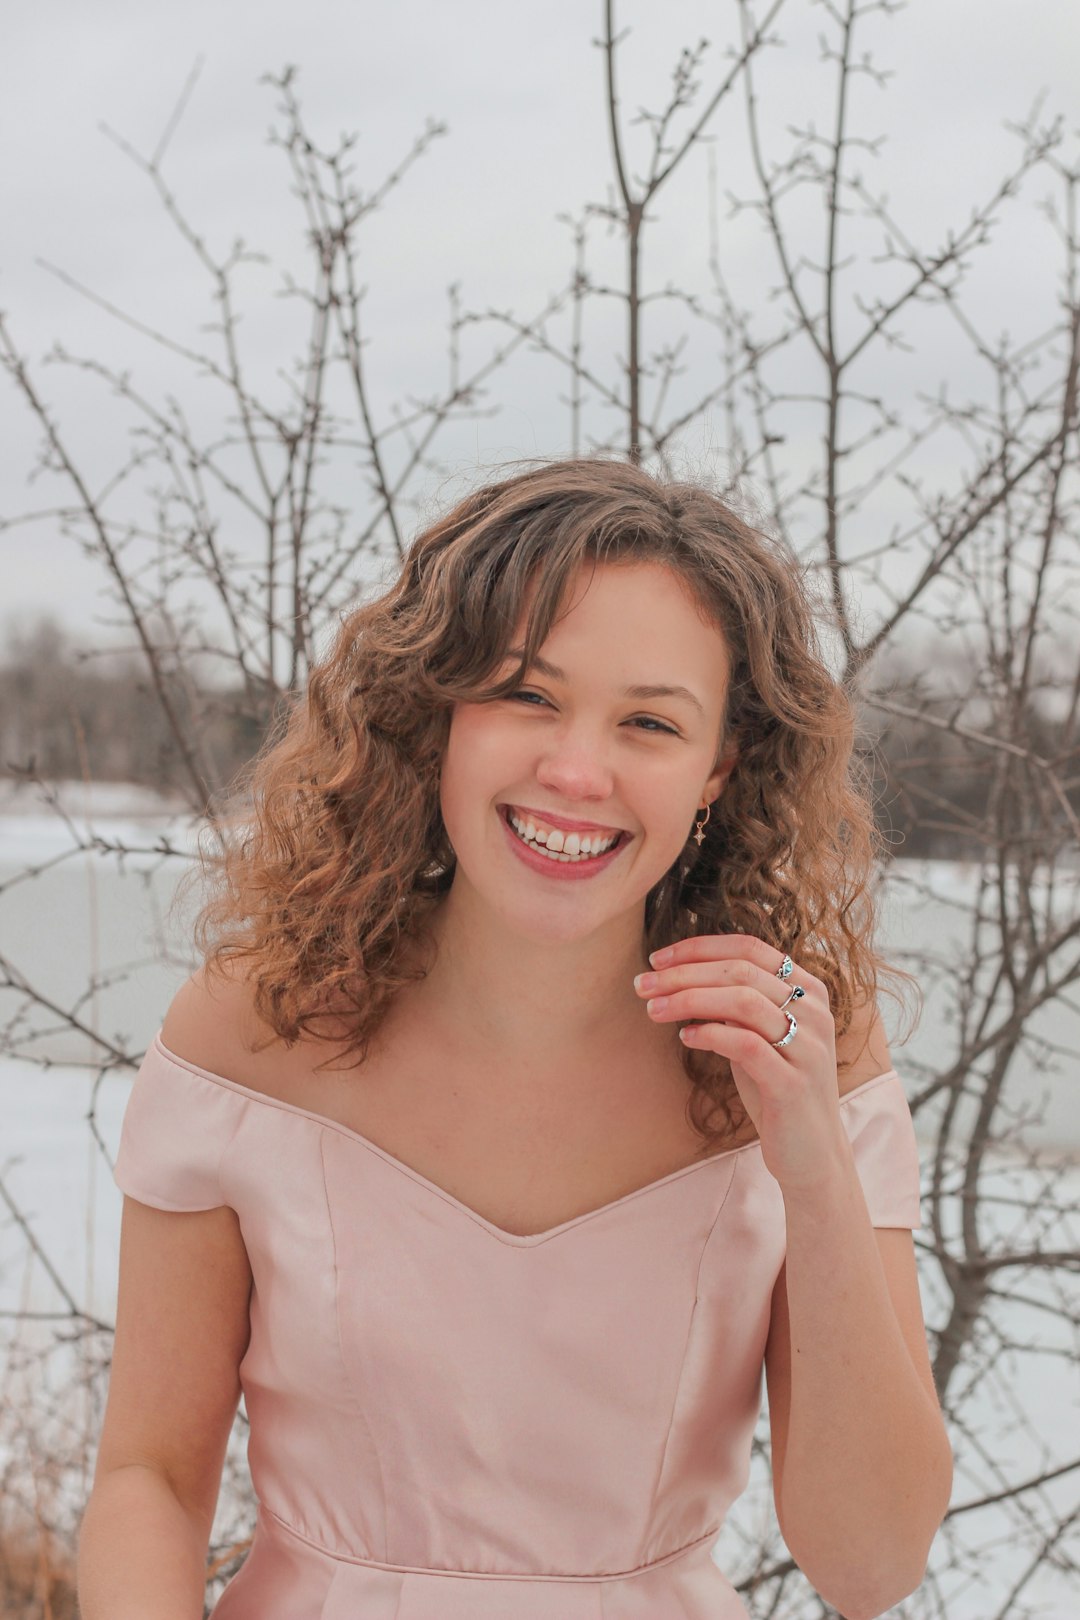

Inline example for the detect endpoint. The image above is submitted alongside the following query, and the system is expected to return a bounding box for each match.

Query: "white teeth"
[507,810,619,862]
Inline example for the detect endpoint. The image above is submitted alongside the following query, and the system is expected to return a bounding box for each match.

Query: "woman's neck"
[399,890,668,1079]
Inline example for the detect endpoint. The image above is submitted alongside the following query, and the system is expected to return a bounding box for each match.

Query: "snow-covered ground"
[1,781,1077,1617]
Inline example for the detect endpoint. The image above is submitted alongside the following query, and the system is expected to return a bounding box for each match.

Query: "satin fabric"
[112,1032,922,1618]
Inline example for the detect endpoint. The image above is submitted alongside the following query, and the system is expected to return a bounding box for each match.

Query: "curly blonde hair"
[185,456,919,1150]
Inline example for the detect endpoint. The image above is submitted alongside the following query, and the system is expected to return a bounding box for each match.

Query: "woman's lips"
[500,802,629,837]
[498,804,631,880]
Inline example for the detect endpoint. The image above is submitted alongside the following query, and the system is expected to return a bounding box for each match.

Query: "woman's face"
[438,559,737,944]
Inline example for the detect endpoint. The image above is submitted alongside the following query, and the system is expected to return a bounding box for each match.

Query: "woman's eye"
[507,691,678,736]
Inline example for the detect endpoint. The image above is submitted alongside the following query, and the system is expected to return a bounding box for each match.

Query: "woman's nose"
[533,741,616,798]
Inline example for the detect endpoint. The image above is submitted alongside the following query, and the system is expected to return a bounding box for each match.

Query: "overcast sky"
[3,0,1078,656]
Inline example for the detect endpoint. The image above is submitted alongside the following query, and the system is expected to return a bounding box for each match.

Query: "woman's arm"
[77,1193,253,1619]
[762,1000,952,1620]
[78,1461,215,1620]
[768,1167,952,1619]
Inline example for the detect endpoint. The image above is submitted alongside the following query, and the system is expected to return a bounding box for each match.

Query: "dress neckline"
[150,1032,899,1247]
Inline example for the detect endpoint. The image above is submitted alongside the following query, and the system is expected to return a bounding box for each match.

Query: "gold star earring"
[692,803,711,846]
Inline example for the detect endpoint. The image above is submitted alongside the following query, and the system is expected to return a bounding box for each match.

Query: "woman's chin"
[488,880,662,946]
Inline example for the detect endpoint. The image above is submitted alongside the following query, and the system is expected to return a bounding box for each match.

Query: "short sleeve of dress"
[112,1034,243,1211]
[839,1070,923,1229]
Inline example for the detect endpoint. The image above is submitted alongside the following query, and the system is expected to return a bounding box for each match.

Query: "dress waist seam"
[258,1504,720,1582]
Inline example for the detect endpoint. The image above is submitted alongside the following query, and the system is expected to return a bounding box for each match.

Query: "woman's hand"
[634,932,851,1197]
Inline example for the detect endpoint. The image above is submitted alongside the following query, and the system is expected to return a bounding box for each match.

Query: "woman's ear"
[706,747,738,803]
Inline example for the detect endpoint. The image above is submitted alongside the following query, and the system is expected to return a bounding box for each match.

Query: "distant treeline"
[2,617,1071,863]
[0,618,275,806]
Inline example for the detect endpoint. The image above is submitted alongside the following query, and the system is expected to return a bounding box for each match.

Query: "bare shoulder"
[160,956,281,1082]
[159,957,360,1108]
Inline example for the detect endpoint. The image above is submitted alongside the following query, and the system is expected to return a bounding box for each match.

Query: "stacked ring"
[771,953,805,1049]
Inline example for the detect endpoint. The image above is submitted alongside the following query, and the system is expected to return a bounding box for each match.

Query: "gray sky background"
[3,0,1079,657]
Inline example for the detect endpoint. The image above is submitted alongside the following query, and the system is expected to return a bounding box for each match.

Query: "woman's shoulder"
[160,957,280,1087]
[158,958,358,1108]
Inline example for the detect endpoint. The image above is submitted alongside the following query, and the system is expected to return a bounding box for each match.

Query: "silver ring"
[779,984,805,1011]
[771,1011,798,1048]
[776,953,793,980]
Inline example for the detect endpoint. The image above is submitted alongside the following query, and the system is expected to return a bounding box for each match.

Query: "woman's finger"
[646,984,800,1046]
[635,956,797,1006]
[648,934,824,1001]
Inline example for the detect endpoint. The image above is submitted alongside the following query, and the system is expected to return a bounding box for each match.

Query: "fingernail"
[634,972,657,991]
[649,947,673,966]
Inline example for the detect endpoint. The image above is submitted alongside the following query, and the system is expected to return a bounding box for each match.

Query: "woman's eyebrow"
[503,648,706,719]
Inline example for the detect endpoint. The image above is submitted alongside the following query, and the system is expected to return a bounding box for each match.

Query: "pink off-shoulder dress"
[111,1032,923,1619]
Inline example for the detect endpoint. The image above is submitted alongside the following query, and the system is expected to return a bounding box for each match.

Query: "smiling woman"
[434,556,739,936]
[85,456,943,1620]
[176,456,920,1150]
